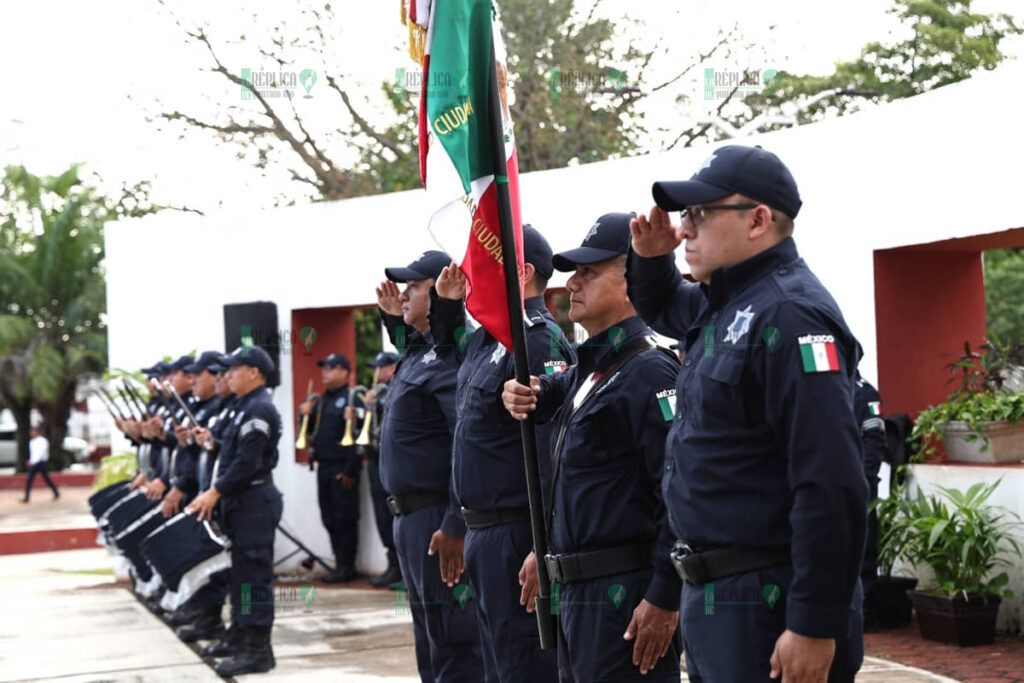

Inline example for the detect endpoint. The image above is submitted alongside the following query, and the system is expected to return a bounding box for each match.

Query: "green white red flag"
[403,0,524,350]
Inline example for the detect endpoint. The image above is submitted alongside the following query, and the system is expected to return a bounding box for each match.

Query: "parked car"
[0,428,92,467]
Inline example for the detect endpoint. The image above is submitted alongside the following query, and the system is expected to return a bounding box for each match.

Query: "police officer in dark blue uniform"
[502,214,683,682]
[144,355,195,506]
[376,250,484,682]
[627,144,869,682]
[429,225,574,682]
[191,360,243,658]
[299,352,365,583]
[168,350,230,641]
[365,350,403,589]
[187,346,283,677]
[855,373,886,627]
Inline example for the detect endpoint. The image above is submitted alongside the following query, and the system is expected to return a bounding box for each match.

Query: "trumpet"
[295,379,316,450]
[340,385,368,447]
[356,381,388,446]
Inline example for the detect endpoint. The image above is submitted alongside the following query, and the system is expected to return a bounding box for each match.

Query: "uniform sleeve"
[428,288,471,364]
[855,382,886,483]
[432,363,466,538]
[172,443,200,495]
[633,353,684,610]
[380,309,410,351]
[214,405,275,497]
[627,252,704,341]
[759,301,868,638]
[534,370,574,424]
[526,322,576,505]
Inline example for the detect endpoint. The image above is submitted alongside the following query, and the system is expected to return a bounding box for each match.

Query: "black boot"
[214,627,275,677]
[176,607,225,642]
[201,623,242,657]
[322,565,357,583]
[163,602,201,627]
[369,564,402,588]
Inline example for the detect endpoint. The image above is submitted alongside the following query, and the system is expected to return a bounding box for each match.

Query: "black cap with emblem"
[551,212,635,272]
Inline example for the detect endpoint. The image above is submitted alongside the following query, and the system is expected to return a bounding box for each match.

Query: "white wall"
[104,62,1024,575]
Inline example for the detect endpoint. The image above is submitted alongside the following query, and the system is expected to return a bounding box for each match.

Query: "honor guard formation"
[91,145,888,681]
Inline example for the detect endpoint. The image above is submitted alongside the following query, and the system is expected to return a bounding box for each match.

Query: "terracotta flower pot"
[909,589,1001,646]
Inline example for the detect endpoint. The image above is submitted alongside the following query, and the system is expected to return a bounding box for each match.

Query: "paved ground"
[0,487,94,533]
[0,547,969,682]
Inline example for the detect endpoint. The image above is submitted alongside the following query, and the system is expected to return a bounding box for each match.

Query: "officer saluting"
[429,225,573,681]
[503,214,683,682]
[187,345,283,677]
[628,145,868,681]
[299,352,365,583]
[376,250,484,682]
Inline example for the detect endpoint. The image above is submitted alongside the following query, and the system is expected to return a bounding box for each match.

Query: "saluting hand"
[428,529,465,587]
[623,599,679,675]
[376,280,403,316]
[502,377,540,421]
[435,262,467,301]
[518,551,540,614]
[630,205,685,258]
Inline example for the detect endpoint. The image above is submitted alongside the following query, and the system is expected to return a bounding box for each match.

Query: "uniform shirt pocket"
[696,352,748,425]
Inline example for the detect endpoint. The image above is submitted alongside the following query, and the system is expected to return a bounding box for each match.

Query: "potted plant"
[902,480,1021,646]
[912,339,1024,463]
[866,478,918,627]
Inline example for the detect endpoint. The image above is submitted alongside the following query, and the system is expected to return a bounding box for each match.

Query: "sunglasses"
[680,203,759,228]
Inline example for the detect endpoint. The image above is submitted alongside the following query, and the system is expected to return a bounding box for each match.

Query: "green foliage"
[895,480,1021,601]
[984,248,1024,345]
[872,476,917,578]
[748,0,1021,124]
[911,340,1024,459]
[353,307,383,388]
[0,164,156,469]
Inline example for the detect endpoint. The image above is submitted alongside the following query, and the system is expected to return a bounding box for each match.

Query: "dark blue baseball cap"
[185,351,224,374]
[552,212,634,272]
[223,346,276,376]
[168,355,196,373]
[370,351,401,368]
[142,361,171,377]
[653,144,802,219]
[317,353,351,370]
[523,224,554,280]
[385,250,452,283]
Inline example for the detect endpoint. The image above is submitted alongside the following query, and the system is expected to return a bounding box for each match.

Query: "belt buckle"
[386,496,402,516]
[670,542,697,584]
[543,554,563,584]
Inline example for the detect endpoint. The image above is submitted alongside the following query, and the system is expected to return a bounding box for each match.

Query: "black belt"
[387,491,448,517]
[544,542,654,584]
[244,473,273,491]
[670,542,790,585]
[462,506,530,529]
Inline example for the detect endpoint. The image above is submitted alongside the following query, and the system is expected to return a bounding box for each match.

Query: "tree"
[744,0,1021,126]
[155,0,737,202]
[984,248,1024,346]
[0,165,151,471]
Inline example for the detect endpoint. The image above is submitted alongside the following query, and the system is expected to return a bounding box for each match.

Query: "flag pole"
[485,40,557,650]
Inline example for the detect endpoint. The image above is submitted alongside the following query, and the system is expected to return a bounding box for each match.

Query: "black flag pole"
[485,40,557,650]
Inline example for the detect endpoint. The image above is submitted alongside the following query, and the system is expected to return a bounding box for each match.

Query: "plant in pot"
[912,339,1024,463]
[902,480,1021,646]
[867,477,919,628]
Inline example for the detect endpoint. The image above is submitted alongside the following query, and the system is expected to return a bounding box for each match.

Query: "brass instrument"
[294,379,316,450]
[340,384,368,447]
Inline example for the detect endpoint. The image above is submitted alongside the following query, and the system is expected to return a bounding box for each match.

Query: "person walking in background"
[22,424,60,502]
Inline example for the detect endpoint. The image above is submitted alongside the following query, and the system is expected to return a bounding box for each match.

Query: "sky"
[0,0,1020,215]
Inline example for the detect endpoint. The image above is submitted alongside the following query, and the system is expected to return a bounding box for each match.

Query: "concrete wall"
[103,62,1024,576]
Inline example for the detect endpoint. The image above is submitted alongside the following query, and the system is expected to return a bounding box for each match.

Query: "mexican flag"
[798,334,840,373]
[403,0,524,350]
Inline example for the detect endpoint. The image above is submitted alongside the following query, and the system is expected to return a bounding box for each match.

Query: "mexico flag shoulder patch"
[544,360,568,375]
[797,334,840,373]
[868,401,881,416]
[656,389,677,421]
